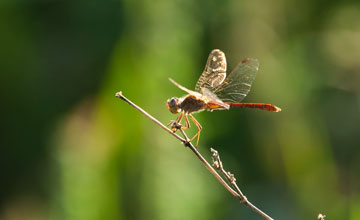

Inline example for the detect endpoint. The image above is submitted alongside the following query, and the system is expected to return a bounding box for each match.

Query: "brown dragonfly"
[167,49,281,147]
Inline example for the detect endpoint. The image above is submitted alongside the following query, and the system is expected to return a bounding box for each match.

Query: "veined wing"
[201,87,230,110]
[169,78,199,95]
[211,58,259,103]
[195,49,227,93]
[201,87,223,103]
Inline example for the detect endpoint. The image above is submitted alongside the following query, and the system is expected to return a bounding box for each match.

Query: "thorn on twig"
[211,148,238,188]
[211,148,218,156]
[211,148,223,169]
[212,160,220,169]
[228,172,236,184]
[210,147,251,205]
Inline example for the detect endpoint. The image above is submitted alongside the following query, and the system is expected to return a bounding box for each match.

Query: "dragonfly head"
[166,97,181,114]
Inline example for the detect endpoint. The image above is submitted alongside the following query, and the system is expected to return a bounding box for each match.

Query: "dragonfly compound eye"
[166,97,180,114]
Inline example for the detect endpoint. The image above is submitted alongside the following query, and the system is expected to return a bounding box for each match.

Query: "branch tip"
[115,91,123,98]
[318,214,326,220]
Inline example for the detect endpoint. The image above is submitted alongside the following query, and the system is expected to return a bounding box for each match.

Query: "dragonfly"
[166,49,281,147]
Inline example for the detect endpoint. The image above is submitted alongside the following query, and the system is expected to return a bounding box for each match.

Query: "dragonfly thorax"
[167,94,207,114]
[178,94,206,114]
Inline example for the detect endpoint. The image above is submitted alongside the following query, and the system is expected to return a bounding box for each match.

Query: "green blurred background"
[1,0,360,219]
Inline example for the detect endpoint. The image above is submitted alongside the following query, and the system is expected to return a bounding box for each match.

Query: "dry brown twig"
[115,91,274,220]
[211,148,247,202]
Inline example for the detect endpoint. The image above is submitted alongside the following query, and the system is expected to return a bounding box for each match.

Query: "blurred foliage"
[1,0,360,219]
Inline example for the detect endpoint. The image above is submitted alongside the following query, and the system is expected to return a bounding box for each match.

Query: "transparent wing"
[169,78,195,94]
[201,87,223,103]
[211,58,259,103]
[195,49,227,93]
[202,88,230,110]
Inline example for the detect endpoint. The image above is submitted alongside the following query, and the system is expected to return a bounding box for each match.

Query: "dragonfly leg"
[176,111,184,123]
[188,114,203,148]
[179,114,192,142]
[177,111,190,130]
[168,111,184,132]
[184,113,190,129]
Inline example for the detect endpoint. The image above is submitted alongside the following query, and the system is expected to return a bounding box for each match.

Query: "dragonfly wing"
[201,88,230,110]
[201,87,223,103]
[195,49,227,93]
[212,58,259,103]
[169,78,198,95]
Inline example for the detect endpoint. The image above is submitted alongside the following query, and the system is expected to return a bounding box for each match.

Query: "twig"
[211,148,272,219]
[115,91,274,220]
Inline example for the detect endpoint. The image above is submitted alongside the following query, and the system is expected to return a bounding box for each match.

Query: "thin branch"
[115,91,238,197]
[115,91,184,143]
[115,91,274,220]
[211,148,273,219]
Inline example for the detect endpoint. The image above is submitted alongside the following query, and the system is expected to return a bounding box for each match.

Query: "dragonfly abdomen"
[226,103,281,112]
